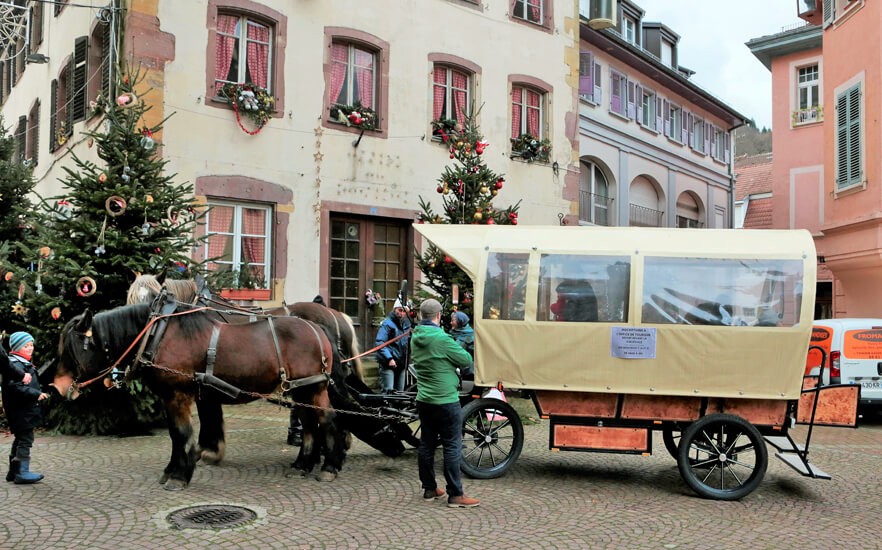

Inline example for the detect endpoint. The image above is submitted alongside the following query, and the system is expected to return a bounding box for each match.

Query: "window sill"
[791,119,823,129]
[609,110,631,122]
[638,124,659,135]
[666,136,683,147]
[579,95,598,106]
[327,118,380,133]
[833,180,866,198]
[219,288,271,301]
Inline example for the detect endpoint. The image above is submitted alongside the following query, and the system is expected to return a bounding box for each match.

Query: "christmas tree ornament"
[145,194,154,203]
[11,302,27,316]
[17,281,24,300]
[87,137,94,148]
[480,186,488,194]
[76,276,97,297]
[95,245,106,255]
[4,271,13,281]
[141,222,151,236]
[116,92,139,108]
[140,129,156,151]
[51,306,62,320]
[167,206,180,225]
[473,211,482,220]
[105,196,127,217]
[121,173,130,183]
[38,246,52,258]
[98,172,108,183]
[55,199,73,220]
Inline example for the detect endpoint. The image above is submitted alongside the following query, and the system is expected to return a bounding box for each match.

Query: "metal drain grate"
[167,504,257,530]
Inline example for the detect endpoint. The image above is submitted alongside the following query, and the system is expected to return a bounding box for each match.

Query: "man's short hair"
[420,298,442,317]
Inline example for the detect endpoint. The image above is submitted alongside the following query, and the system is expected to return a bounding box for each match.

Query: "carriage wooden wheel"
[460,398,524,479]
[676,414,768,501]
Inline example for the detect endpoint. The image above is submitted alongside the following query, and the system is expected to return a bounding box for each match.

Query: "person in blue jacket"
[375,298,411,392]
[449,311,474,380]
[2,332,49,484]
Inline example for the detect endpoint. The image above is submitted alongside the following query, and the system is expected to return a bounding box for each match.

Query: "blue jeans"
[416,401,463,497]
[380,366,406,392]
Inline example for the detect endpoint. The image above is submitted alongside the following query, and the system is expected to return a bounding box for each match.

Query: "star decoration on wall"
[314,151,324,162]
[314,126,324,137]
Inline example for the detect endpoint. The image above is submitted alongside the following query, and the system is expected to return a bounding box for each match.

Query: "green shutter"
[72,36,88,122]
[836,84,862,189]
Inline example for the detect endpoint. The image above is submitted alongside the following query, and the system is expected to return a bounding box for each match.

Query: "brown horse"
[53,296,346,490]
[127,274,365,380]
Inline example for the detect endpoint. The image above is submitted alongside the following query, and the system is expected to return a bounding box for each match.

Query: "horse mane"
[127,274,162,305]
[171,301,219,339]
[90,303,153,355]
[164,279,198,304]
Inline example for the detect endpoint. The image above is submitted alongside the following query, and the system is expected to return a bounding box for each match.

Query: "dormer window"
[623,15,637,44]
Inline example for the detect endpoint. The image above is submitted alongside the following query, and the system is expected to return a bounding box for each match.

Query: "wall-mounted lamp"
[552,161,559,176]
[26,53,49,64]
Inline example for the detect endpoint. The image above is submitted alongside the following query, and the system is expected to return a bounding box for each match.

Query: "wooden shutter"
[0,62,4,105]
[593,61,602,104]
[66,58,74,132]
[72,36,88,121]
[100,19,112,100]
[49,79,58,152]
[28,100,39,166]
[15,116,26,163]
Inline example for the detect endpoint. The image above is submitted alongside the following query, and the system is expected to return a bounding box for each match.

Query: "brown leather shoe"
[447,495,480,508]
[423,488,446,501]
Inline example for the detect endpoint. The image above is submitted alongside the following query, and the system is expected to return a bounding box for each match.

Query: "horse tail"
[127,274,162,304]
[340,312,365,382]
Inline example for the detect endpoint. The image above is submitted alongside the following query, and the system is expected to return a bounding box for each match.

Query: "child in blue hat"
[2,332,49,484]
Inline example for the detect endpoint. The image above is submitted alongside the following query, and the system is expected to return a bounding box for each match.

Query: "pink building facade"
[748,0,881,318]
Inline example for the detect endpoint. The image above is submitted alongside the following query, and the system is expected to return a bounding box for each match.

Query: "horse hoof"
[163,479,188,491]
[344,432,353,450]
[285,468,308,479]
[201,450,222,465]
[159,473,170,484]
[315,470,337,482]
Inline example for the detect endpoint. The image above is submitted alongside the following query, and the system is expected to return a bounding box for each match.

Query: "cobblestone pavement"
[1,400,880,549]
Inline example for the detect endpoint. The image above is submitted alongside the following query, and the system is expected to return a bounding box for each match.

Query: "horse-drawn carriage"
[414,224,861,500]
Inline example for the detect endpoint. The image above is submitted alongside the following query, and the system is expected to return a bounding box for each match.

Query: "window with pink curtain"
[432,66,470,123]
[353,47,375,109]
[245,20,271,89]
[241,207,267,283]
[527,89,540,136]
[330,43,348,105]
[432,67,447,120]
[452,70,468,124]
[511,86,523,138]
[206,205,235,271]
[512,0,543,24]
[214,14,272,94]
[206,203,271,286]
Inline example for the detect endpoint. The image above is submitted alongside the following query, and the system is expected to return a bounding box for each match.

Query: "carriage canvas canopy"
[414,224,817,400]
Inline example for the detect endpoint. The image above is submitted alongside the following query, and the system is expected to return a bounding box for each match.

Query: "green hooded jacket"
[411,321,473,404]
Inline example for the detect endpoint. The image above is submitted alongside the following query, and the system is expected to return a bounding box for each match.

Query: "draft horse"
[53,297,346,490]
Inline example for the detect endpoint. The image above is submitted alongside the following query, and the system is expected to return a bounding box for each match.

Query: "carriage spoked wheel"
[663,428,713,467]
[677,413,768,501]
[460,398,524,479]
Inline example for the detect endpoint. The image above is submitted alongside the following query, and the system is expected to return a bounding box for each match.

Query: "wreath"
[220,83,275,135]
[511,133,552,163]
[329,101,377,130]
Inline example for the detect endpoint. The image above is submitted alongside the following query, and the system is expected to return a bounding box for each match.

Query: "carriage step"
[764,436,805,453]
[775,453,831,479]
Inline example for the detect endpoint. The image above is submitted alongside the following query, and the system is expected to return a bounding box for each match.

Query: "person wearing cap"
[411,298,480,508]
[2,332,49,484]
[375,297,411,392]
[448,311,475,380]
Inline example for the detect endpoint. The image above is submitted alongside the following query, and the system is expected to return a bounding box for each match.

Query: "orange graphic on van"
[843,329,882,358]
[805,325,833,374]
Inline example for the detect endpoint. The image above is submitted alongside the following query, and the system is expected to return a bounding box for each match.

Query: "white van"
[807,319,882,406]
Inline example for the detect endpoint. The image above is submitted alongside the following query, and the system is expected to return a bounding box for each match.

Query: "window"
[836,83,862,189]
[55,0,69,16]
[14,116,26,164]
[537,254,630,322]
[660,39,673,67]
[30,2,44,53]
[432,65,470,125]
[579,160,611,226]
[512,0,543,25]
[0,61,5,106]
[329,42,376,112]
[205,201,273,289]
[795,64,821,124]
[665,101,682,142]
[710,125,729,162]
[482,252,529,320]
[609,69,627,117]
[676,192,701,228]
[623,15,636,44]
[638,87,656,130]
[89,16,115,107]
[214,13,273,95]
[691,115,706,153]
[579,51,601,104]
[642,257,803,327]
[511,85,544,138]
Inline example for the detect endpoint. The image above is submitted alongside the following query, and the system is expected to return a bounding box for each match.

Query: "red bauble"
[443,256,453,264]
[496,181,503,189]
[476,146,484,155]
[436,185,444,193]
[487,218,496,225]
[449,154,455,159]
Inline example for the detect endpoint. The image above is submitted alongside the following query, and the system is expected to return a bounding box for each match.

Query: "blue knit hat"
[9,331,34,352]
[453,311,470,326]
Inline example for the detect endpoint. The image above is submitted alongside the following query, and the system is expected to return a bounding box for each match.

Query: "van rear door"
[842,328,882,405]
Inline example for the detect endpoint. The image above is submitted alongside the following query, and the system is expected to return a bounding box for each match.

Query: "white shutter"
[822,0,834,27]
[635,84,643,124]
[681,109,689,143]
[686,112,694,148]
[627,80,636,119]
[593,61,602,104]
[663,99,670,136]
[724,132,731,163]
[656,96,663,132]
[704,121,711,154]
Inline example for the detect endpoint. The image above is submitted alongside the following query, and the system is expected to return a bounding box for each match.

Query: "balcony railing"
[629,204,664,227]
[579,191,613,226]
[792,105,823,126]
[676,215,704,229]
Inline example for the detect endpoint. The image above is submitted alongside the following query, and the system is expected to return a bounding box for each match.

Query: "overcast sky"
[635,1,804,130]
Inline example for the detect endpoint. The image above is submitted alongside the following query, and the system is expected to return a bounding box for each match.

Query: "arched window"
[676,192,702,228]
[579,160,611,226]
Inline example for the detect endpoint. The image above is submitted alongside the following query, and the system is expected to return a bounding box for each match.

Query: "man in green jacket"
[411,298,479,508]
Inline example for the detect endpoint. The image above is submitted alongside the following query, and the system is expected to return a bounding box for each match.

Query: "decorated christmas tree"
[0,115,38,342]
[2,67,205,434]
[416,114,520,323]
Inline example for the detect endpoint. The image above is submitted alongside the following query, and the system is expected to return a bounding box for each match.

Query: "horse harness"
[133,294,332,400]
[282,303,346,358]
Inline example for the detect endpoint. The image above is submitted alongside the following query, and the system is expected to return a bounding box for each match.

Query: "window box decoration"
[511,133,551,163]
[219,288,271,301]
[431,117,460,142]
[219,83,275,135]
[329,101,377,130]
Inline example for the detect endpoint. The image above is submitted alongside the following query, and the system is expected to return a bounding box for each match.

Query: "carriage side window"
[205,201,273,289]
[641,257,804,327]
[483,252,529,321]
[537,254,630,323]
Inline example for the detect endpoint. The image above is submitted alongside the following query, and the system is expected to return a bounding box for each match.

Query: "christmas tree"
[416,114,520,323]
[3,67,205,434]
[0,115,38,342]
